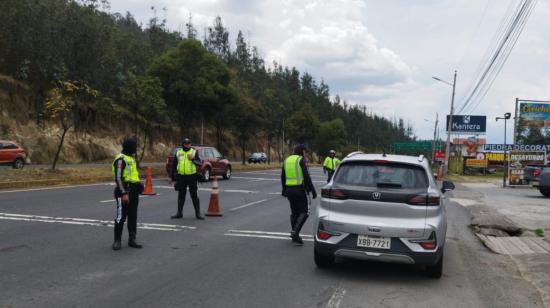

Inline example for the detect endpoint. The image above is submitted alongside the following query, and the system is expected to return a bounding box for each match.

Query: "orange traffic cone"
[205,176,222,217]
[142,166,157,195]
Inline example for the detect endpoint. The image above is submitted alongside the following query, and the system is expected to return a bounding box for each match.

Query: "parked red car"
[166,145,231,181]
[0,140,26,169]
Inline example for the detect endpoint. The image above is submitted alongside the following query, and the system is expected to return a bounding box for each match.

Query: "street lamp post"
[496,112,512,188]
[433,70,457,177]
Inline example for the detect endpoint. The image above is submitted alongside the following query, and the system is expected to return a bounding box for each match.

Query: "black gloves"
[282,187,288,197]
[311,190,317,199]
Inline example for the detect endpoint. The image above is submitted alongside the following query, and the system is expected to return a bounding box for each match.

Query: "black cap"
[293,144,308,155]
[122,138,138,155]
[182,138,192,145]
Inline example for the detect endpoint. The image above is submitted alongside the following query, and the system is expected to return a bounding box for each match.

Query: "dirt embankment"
[0,74,284,165]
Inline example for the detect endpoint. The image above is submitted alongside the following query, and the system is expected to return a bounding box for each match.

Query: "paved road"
[0,168,543,307]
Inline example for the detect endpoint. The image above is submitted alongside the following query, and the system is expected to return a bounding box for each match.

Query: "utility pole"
[430,112,438,163]
[434,70,457,177]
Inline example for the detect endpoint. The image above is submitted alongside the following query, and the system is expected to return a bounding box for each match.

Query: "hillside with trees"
[0,0,414,165]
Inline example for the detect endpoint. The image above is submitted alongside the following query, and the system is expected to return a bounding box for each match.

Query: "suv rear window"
[333,162,428,189]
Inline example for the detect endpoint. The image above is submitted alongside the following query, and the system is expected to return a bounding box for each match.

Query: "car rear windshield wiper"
[376,182,402,188]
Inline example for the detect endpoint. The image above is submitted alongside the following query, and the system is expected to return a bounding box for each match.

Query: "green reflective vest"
[284,155,304,186]
[112,153,140,183]
[176,148,197,175]
[323,156,341,171]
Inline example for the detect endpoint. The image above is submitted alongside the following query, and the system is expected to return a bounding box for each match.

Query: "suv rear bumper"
[314,240,443,266]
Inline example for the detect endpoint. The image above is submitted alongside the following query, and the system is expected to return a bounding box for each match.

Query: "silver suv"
[313,153,455,278]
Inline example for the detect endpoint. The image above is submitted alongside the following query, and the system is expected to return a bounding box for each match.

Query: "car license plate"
[532,181,540,186]
[357,235,391,249]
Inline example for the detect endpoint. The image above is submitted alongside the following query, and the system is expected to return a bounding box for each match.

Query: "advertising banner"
[517,101,550,130]
[508,151,546,186]
[465,159,488,169]
[483,144,550,152]
[434,151,445,162]
[445,115,487,133]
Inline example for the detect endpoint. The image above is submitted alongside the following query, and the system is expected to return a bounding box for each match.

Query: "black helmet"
[122,138,138,155]
[182,137,192,145]
[293,144,308,156]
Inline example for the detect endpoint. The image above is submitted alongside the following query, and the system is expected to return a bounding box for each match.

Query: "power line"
[457,0,537,114]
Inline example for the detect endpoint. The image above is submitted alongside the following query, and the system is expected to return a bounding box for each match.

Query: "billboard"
[508,151,546,186]
[445,115,486,133]
[517,101,550,130]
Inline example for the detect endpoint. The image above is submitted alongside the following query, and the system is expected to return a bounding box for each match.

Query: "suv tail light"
[534,169,542,177]
[411,232,437,250]
[321,188,347,200]
[317,222,341,240]
[408,194,440,206]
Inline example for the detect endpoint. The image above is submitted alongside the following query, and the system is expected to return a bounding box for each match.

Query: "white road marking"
[227,230,313,238]
[326,286,346,308]
[247,179,266,183]
[99,194,160,203]
[232,176,325,184]
[230,199,271,211]
[224,233,314,242]
[0,183,112,194]
[0,213,195,231]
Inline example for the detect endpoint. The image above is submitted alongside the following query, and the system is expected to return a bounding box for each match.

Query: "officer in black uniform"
[112,138,144,251]
[281,144,317,245]
[170,138,204,220]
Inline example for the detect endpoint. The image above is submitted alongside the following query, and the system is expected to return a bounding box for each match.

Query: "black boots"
[291,213,308,246]
[194,202,204,220]
[128,237,142,248]
[171,213,183,219]
[112,241,121,250]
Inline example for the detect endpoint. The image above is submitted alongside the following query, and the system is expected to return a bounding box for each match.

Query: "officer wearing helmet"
[323,149,341,183]
[170,138,204,220]
[281,144,317,245]
[112,138,144,250]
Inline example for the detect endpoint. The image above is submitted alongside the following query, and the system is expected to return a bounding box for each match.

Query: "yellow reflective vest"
[284,155,304,186]
[176,148,197,175]
[323,156,341,171]
[112,153,140,183]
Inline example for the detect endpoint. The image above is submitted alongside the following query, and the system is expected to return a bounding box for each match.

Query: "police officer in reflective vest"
[281,144,317,245]
[112,138,144,250]
[323,149,341,183]
[170,138,204,220]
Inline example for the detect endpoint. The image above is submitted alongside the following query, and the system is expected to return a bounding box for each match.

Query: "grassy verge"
[0,163,289,189]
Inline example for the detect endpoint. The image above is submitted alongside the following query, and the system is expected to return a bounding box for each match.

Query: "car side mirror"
[441,181,455,193]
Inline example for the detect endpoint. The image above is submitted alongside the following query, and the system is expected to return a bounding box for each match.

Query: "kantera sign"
[445,115,486,133]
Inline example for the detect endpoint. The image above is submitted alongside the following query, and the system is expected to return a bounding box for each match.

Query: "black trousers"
[327,170,335,183]
[114,184,139,241]
[286,186,309,236]
[176,174,200,213]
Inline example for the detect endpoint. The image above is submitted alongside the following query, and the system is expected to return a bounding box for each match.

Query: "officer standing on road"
[170,138,204,220]
[281,144,317,245]
[323,150,341,183]
[112,138,144,251]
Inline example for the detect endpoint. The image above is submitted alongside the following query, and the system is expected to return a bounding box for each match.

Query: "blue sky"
[108,0,550,143]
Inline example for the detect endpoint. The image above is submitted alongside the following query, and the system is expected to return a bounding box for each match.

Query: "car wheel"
[223,166,231,180]
[314,249,335,268]
[203,167,211,182]
[426,253,443,279]
[13,158,24,169]
[539,188,550,197]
